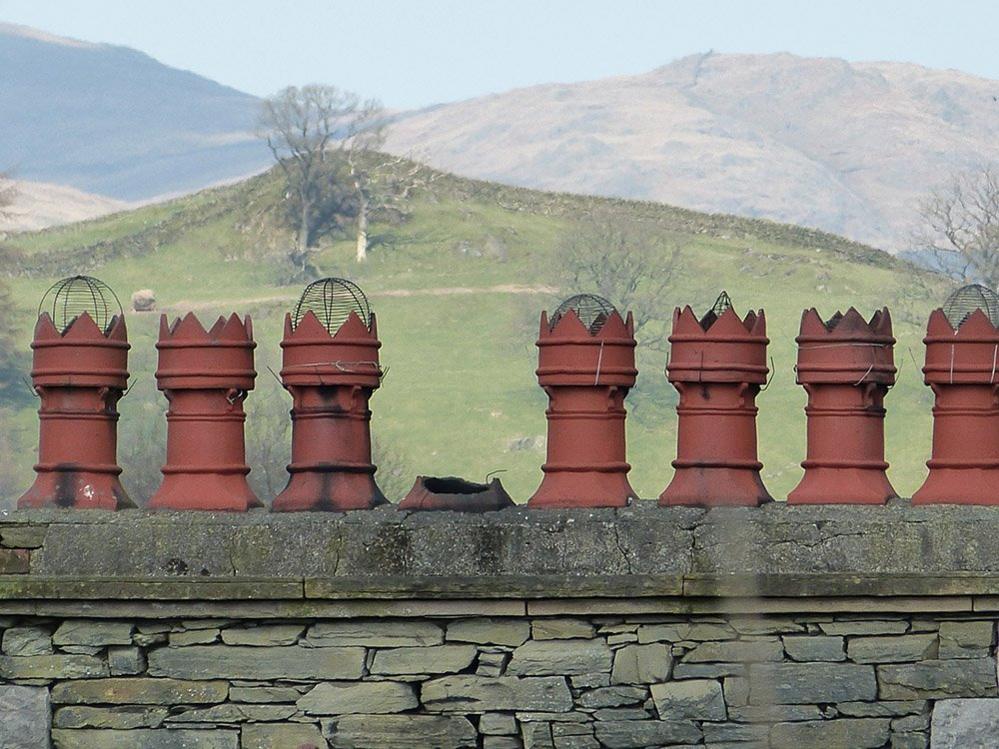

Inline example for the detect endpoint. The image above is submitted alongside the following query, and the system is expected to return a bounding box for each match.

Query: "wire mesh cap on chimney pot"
[292,277,372,333]
[943,284,999,328]
[39,275,123,334]
[551,293,617,334]
[21,274,132,510]
[700,290,733,327]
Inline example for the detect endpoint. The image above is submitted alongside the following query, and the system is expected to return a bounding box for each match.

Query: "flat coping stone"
[1,500,999,603]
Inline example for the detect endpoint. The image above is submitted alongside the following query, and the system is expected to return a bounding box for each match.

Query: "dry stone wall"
[1,612,998,748]
[3,503,999,747]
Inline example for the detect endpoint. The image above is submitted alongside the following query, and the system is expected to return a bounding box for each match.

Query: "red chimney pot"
[148,312,261,511]
[399,476,514,512]
[528,304,638,508]
[18,312,133,510]
[659,302,772,507]
[788,307,897,504]
[271,308,387,511]
[913,307,999,504]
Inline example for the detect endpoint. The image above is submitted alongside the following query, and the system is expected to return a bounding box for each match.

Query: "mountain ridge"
[385,51,999,251]
[4,22,999,248]
[0,22,270,202]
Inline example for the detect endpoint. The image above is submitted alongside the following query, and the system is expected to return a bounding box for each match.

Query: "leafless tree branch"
[346,150,439,262]
[916,165,999,288]
[0,172,17,226]
[553,216,684,350]
[257,85,385,279]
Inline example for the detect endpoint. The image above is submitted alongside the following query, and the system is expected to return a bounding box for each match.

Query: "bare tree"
[886,268,951,329]
[258,85,383,277]
[0,172,14,210]
[917,165,999,287]
[245,382,292,501]
[0,277,27,407]
[117,402,167,504]
[553,217,684,349]
[346,152,436,262]
[0,172,17,235]
[0,410,29,507]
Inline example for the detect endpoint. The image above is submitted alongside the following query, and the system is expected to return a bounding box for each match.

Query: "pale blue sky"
[2,0,998,109]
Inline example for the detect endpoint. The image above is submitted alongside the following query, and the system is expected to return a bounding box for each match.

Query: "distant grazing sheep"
[130,289,156,312]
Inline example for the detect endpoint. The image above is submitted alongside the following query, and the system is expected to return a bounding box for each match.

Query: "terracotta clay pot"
[18,312,133,510]
[659,304,772,507]
[788,308,897,505]
[527,307,638,508]
[913,308,999,505]
[399,476,514,512]
[271,310,387,511]
[148,313,261,511]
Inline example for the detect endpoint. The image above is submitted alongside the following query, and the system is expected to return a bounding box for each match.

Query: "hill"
[386,52,999,251]
[0,163,945,505]
[0,22,269,201]
[1,180,129,233]
[4,25,998,248]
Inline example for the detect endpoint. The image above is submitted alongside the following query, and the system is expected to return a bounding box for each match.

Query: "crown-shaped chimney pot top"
[926,307,999,338]
[282,309,380,343]
[33,311,128,343]
[667,299,768,387]
[154,312,256,391]
[280,308,382,389]
[30,311,130,390]
[672,304,767,339]
[540,307,634,340]
[537,306,637,389]
[923,307,999,386]
[795,307,895,387]
[160,312,255,344]
[799,307,893,338]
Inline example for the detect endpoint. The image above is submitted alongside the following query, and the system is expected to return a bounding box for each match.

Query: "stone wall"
[4,502,999,748]
[2,611,997,748]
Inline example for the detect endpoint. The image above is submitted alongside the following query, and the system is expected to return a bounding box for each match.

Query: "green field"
[0,165,947,503]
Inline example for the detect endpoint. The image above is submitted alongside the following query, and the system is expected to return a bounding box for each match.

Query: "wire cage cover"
[292,278,372,333]
[943,284,999,328]
[551,293,617,334]
[38,275,123,334]
[699,290,733,328]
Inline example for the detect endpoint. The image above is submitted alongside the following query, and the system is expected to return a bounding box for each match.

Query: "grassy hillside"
[0,164,946,504]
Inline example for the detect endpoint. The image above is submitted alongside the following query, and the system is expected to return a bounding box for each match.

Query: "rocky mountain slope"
[386,52,999,251]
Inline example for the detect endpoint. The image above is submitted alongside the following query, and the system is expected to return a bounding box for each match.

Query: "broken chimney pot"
[399,476,515,512]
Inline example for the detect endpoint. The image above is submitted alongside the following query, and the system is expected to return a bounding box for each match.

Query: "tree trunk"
[355,198,369,262]
[298,197,311,252]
